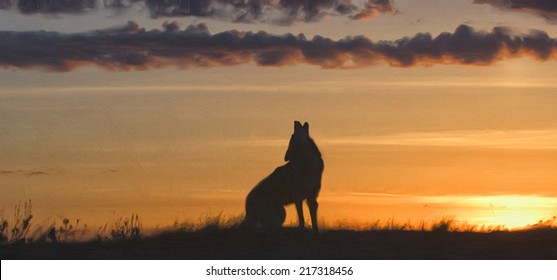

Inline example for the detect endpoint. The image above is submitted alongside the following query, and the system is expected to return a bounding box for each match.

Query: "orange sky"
[1,1,557,230]
[1,62,556,229]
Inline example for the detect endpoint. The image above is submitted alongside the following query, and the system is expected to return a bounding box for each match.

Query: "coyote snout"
[241,121,324,232]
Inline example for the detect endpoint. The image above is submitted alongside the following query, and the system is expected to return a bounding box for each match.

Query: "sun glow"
[461,195,557,229]
[318,193,557,230]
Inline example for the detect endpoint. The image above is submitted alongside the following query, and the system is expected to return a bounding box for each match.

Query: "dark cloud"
[0,0,133,12]
[351,0,396,20]
[274,0,396,23]
[9,0,97,14]
[26,170,48,176]
[475,0,557,21]
[1,22,556,71]
[1,169,49,176]
[0,0,12,9]
[0,0,396,24]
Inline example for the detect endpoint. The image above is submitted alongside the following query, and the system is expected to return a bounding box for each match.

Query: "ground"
[1,227,556,259]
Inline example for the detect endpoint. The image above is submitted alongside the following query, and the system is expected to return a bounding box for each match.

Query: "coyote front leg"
[295,200,305,228]
[307,198,319,232]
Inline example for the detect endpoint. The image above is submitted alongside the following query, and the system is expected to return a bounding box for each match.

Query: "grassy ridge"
[2,226,557,259]
[2,201,556,259]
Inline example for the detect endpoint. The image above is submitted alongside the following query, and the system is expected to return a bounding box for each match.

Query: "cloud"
[474,0,557,21]
[1,0,98,13]
[26,170,48,176]
[0,0,396,24]
[321,130,557,150]
[351,0,396,20]
[0,169,49,176]
[1,22,556,71]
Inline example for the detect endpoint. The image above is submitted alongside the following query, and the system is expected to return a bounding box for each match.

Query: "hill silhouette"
[2,226,556,259]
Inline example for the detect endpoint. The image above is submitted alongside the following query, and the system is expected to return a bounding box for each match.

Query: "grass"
[525,216,557,229]
[1,201,144,244]
[1,200,33,243]
[168,211,243,232]
[1,202,556,259]
[96,213,142,241]
[1,206,556,259]
[2,219,556,259]
[2,202,556,245]
[324,215,520,233]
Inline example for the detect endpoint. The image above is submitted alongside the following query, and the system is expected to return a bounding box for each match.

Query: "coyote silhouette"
[242,121,324,231]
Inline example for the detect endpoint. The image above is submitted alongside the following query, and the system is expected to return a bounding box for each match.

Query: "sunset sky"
[1,0,556,230]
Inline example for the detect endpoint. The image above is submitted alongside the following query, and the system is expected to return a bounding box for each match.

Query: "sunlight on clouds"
[321,130,557,150]
[464,195,557,208]
[236,130,557,150]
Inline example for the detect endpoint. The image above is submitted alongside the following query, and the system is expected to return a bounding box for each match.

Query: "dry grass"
[2,208,557,260]
[524,216,557,230]
[1,202,143,244]
[2,203,556,245]
[1,200,33,243]
[95,213,142,241]
[167,211,243,233]
[322,216,515,233]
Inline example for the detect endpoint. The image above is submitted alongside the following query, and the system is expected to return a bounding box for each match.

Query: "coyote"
[241,121,324,232]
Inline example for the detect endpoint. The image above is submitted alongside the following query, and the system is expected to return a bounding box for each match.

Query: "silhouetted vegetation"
[0,201,143,244]
[1,222,556,259]
[527,216,557,230]
[97,214,142,241]
[41,218,84,244]
[2,206,556,259]
[1,200,33,243]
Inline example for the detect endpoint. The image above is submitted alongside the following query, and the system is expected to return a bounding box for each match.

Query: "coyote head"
[284,121,321,162]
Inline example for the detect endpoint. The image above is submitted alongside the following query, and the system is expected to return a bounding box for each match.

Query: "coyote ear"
[294,121,302,132]
[302,122,309,136]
